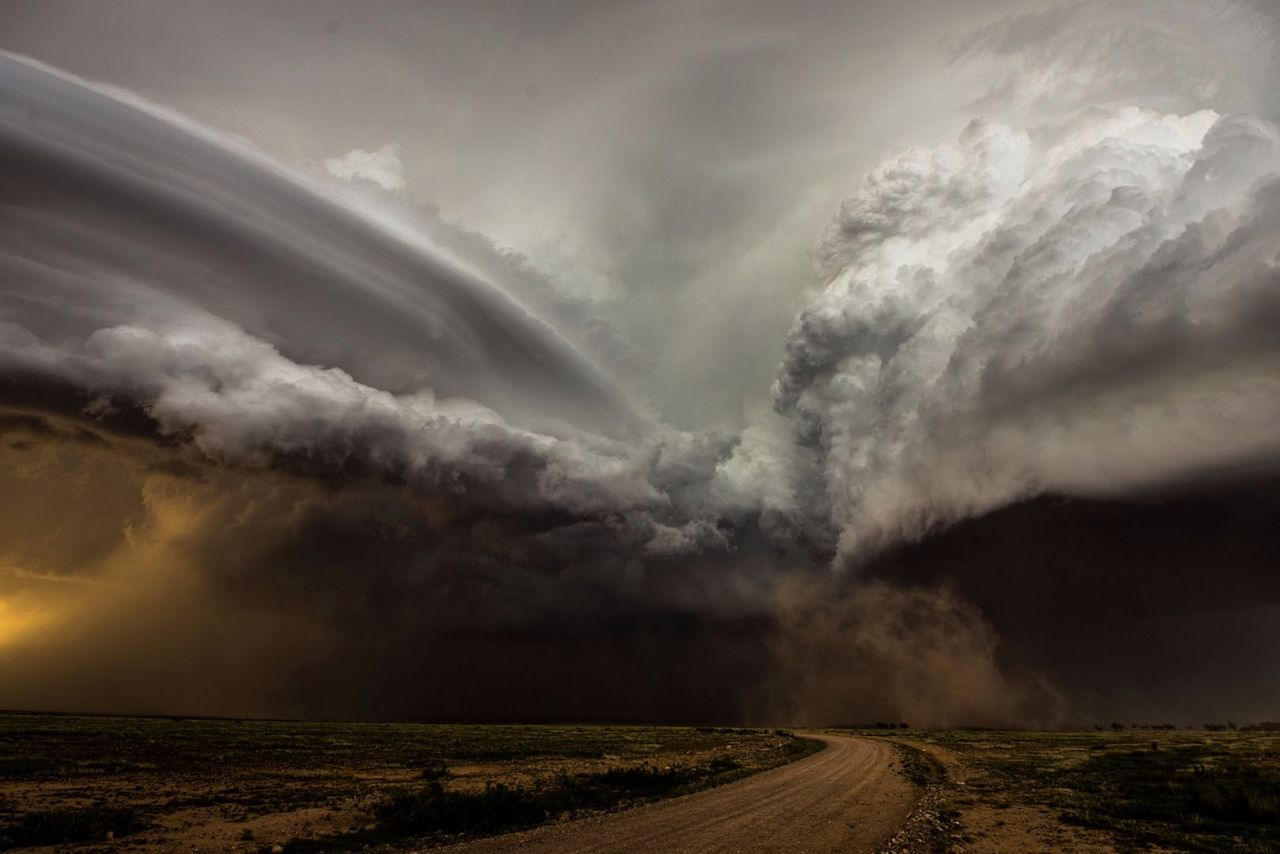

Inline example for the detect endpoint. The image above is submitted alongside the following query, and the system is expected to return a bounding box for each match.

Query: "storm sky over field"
[2,0,1279,726]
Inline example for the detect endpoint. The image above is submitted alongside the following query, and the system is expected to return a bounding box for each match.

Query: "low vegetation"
[374,759,751,840]
[0,713,816,850]
[0,805,144,848]
[906,728,1280,852]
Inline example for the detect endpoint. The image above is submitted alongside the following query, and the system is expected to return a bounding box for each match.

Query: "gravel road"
[441,733,916,853]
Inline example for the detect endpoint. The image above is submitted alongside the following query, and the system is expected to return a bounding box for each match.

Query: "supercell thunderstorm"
[2,0,1279,725]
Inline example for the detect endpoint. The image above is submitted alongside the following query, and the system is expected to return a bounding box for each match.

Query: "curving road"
[441,734,916,853]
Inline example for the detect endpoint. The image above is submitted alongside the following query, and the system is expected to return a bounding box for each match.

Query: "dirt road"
[441,733,916,853]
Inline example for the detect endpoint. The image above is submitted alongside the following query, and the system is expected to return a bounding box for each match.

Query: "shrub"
[420,758,449,781]
[0,806,144,847]
[708,756,741,773]
[376,757,745,840]
[376,782,545,836]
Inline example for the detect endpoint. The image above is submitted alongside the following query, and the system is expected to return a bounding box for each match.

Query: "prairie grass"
[0,713,816,850]
[907,729,1280,852]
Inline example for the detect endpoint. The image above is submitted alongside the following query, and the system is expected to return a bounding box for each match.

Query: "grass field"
[9,714,1280,852]
[885,728,1280,852]
[0,713,817,851]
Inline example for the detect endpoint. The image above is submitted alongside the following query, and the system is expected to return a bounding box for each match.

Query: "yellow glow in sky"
[0,595,52,648]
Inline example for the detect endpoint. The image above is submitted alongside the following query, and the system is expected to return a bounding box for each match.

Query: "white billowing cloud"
[776,107,1280,559]
[808,119,1031,287]
[323,142,406,193]
[644,518,729,557]
[0,306,746,554]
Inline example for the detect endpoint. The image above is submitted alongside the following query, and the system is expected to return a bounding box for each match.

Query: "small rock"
[271,846,284,854]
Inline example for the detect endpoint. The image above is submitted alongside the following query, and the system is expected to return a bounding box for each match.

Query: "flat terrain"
[0,714,817,851]
[877,727,1280,853]
[9,715,1279,853]
[444,733,915,853]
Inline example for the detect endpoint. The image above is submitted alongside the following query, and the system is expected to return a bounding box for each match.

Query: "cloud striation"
[2,0,1280,726]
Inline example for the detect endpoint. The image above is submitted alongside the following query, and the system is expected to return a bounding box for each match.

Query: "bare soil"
[442,733,917,854]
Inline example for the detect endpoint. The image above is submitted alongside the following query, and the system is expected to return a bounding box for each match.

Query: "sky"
[0,0,1278,725]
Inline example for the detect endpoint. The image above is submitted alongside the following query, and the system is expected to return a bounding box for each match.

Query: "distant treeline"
[1203,721,1280,732]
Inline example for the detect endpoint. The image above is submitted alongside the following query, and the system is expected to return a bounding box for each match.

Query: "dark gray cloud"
[863,473,1280,725]
[1,1,1279,726]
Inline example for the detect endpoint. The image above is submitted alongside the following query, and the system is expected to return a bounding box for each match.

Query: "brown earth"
[441,733,917,854]
[895,737,1119,853]
[0,720,813,852]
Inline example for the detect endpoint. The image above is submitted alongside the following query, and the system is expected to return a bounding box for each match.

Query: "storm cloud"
[777,107,1280,558]
[1,1,1279,726]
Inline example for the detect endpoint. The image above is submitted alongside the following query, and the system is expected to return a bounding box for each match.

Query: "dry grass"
[0,714,813,851]
[878,728,1280,853]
